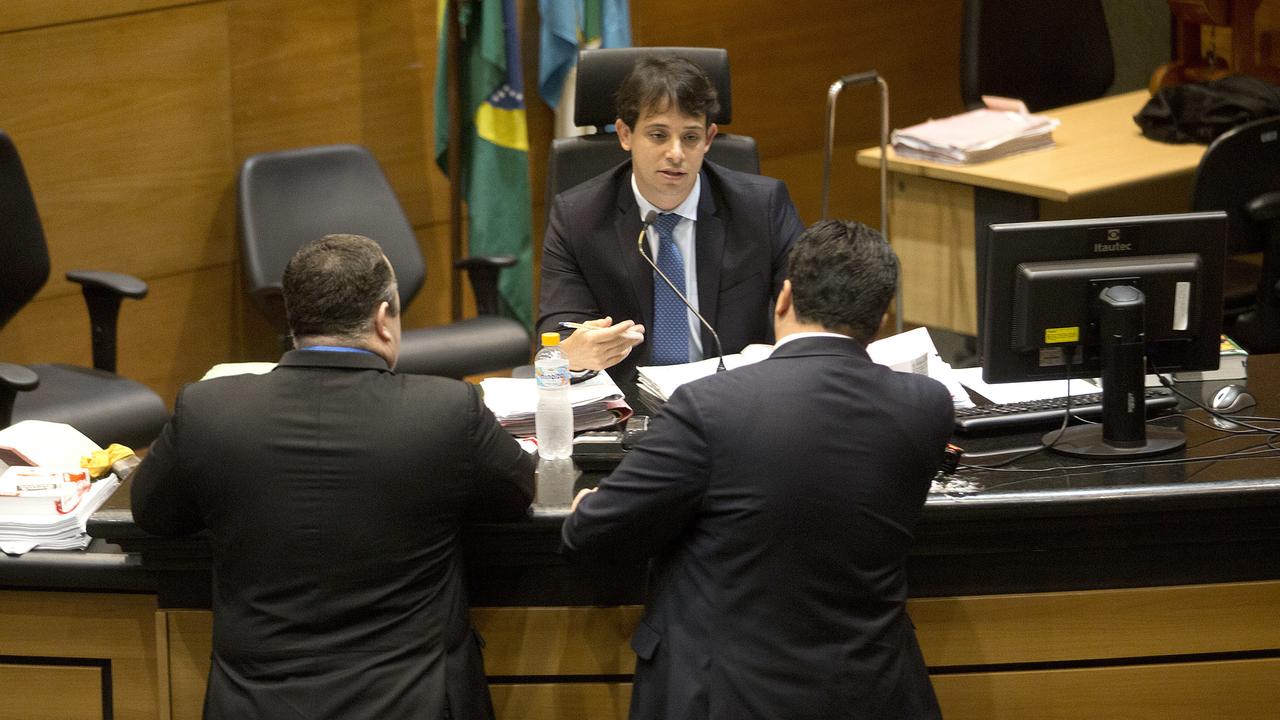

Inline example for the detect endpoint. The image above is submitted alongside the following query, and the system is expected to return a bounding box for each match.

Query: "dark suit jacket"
[132,349,535,720]
[538,159,804,384]
[562,336,954,720]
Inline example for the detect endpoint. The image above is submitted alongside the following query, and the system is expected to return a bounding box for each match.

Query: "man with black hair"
[563,220,953,720]
[538,54,804,383]
[133,234,534,720]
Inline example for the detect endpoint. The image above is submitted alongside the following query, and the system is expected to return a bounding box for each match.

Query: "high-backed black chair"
[0,131,169,449]
[237,144,531,378]
[546,46,760,204]
[1192,114,1280,353]
[961,0,1115,112]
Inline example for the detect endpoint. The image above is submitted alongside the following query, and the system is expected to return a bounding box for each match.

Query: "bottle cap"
[541,332,561,347]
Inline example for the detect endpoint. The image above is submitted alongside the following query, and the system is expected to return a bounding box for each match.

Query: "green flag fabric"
[435,0,533,328]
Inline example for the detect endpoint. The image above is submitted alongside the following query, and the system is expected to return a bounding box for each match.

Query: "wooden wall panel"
[0,590,159,720]
[161,610,214,720]
[0,665,103,720]
[0,3,234,293]
[932,658,1280,720]
[0,1,202,34]
[474,605,642,676]
[490,682,632,720]
[911,580,1280,667]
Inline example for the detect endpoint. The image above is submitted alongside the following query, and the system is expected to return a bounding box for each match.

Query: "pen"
[560,321,646,345]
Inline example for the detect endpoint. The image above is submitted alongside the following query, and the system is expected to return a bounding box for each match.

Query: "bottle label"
[535,363,570,389]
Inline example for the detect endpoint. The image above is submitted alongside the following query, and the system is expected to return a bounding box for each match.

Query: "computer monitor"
[980,211,1228,459]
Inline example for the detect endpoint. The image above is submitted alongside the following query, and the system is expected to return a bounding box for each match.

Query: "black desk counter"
[68,355,1280,609]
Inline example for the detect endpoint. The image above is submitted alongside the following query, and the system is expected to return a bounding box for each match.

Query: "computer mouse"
[1210,384,1257,414]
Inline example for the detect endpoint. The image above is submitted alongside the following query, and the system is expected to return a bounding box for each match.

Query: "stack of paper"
[0,475,120,555]
[0,420,121,555]
[479,371,633,436]
[635,330,974,410]
[954,367,1099,404]
[636,344,774,409]
[864,328,974,409]
[891,98,1060,165]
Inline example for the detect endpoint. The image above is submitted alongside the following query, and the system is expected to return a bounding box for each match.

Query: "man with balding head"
[133,234,534,720]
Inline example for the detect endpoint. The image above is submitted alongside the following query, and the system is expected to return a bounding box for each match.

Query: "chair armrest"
[65,271,148,299]
[1245,191,1280,224]
[454,255,517,316]
[0,362,39,427]
[66,270,150,373]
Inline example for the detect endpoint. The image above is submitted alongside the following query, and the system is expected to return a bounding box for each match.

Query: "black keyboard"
[954,389,1179,434]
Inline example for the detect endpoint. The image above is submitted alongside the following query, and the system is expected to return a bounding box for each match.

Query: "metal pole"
[447,0,464,322]
[820,71,901,334]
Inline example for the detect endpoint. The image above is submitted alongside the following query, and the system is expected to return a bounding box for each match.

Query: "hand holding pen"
[557,316,646,372]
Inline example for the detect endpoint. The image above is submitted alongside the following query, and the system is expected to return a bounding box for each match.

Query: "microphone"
[638,210,727,372]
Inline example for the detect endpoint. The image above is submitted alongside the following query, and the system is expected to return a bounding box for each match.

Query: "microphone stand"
[822,70,902,335]
[638,211,727,372]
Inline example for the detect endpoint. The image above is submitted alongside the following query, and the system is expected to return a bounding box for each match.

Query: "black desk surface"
[6,357,1278,606]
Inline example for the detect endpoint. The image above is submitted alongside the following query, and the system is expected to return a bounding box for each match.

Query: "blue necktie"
[650,212,689,365]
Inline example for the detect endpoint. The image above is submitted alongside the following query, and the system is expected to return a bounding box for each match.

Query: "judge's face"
[616,102,717,211]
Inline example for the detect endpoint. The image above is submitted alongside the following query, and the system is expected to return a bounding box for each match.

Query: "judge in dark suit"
[132,234,535,720]
[563,220,953,720]
[538,54,803,383]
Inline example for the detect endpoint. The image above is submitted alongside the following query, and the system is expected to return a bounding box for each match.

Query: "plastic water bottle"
[535,332,573,459]
[535,456,578,511]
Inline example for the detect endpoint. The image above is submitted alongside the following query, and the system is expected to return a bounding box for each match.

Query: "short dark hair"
[787,220,898,342]
[615,55,720,129]
[282,233,399,341]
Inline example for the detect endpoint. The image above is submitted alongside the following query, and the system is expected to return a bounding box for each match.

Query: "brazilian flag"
[434,0,533,328]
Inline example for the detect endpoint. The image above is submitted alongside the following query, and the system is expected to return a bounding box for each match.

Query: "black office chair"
[237,144,532,378]
[1192,115,1280,353]
[546,46,760,203]
[0,131,169,449]
[961,0,1115,112]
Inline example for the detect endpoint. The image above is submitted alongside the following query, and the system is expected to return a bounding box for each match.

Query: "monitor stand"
[1047,286,1186,459]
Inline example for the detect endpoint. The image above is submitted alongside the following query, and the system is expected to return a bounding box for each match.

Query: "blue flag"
[539,0,631,109]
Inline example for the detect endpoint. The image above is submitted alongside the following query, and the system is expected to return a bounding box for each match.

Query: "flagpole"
[446,0,464,322]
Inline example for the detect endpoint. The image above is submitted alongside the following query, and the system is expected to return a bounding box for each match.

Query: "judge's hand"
[560,317,645,371]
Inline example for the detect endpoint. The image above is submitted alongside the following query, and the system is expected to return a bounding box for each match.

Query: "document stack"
[891,97,1060,165]
[636,331,974,412]
[480,371,633,436]
[635,344,774,411]
[0,421,122,555]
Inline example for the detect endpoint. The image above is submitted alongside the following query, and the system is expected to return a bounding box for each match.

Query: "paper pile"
[635,344,774,410]
[0,475,120,554]
[635,330,974,410]
[0,420,122,555]
[479,371,633,436]
[891,97,1059,165]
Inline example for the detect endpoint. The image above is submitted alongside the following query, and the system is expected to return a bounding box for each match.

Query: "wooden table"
[857,90,1207,336]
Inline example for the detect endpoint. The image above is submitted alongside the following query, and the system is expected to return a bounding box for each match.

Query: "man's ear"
[616,119,633,151]
[375,301,394,342]
[775,279,793,320]
[705,122,718,147]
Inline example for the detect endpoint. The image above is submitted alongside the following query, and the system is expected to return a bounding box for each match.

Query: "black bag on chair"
[1135,75,1280,144]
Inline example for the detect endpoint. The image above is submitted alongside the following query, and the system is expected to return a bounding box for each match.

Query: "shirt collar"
[772,331,853,353]
[300,345,378,355]
[630,172,701,224]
